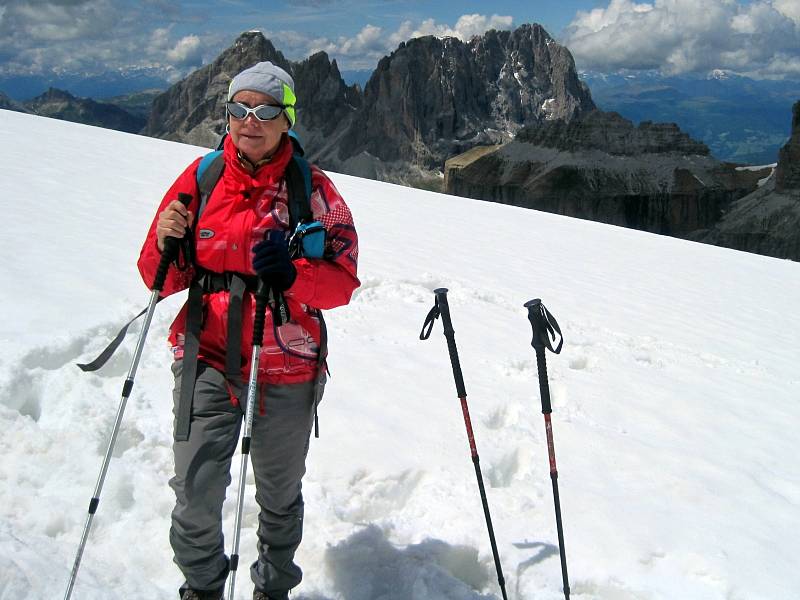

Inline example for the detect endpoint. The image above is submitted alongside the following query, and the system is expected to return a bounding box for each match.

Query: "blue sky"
[175,1,609,47]
[1,0,799,84]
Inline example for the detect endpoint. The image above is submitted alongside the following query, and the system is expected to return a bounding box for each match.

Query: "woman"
[138,61,360,600]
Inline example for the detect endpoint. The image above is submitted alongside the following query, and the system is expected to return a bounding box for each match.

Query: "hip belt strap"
[174,272,251,441]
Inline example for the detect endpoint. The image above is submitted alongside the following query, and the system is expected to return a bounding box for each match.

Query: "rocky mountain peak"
[293,51,361,139]
[333,23,596,174]
[23,87,144,133]
[218,31,291,73]
[471,24,594,125]
[32,87,76,103]
[142,31,292,147]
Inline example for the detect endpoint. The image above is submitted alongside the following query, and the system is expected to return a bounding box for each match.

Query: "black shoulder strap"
[286,155,313,232]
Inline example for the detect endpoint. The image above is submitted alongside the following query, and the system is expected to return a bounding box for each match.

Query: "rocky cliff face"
[328,24,594,180]
[701,100,800,260]
[144,26,594,183]
[23,88,144,133]
[515,110,709,156]
[444,110,761,236]
[293,52,362,138]
[775,101,800,192]
[288,52,362,168]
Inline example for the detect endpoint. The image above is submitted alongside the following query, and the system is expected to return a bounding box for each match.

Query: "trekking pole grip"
[525,298,554,414]
[525,298,548,350]
[152,192,192,292]
[434,288,467,398]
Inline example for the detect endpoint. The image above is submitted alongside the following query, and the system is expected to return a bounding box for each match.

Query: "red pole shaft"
[460,397,478,458]
[545,413,558,474]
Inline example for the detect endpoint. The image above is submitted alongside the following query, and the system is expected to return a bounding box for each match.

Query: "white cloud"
[774,0,800,24]
[0,6,517,80]
[268,13,514,70]
[339,24,386,55]
[166,35,202,67]
[0,1,213,79]
[3,0,118,43]
[397,13,514,41]
[563,0,800,78]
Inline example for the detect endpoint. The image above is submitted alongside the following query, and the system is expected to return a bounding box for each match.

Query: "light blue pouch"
[292,221,326,258]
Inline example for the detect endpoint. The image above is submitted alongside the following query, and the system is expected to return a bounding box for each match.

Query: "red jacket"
[138,134,360,384]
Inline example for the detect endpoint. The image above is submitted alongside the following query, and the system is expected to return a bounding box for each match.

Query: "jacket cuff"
[286,259,315,304]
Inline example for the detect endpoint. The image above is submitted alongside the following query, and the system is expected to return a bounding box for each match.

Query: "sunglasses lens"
[254,105,283,120]
[226,102,248,119]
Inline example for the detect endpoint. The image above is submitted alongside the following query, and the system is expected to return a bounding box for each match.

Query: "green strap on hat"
[283,83,296,126]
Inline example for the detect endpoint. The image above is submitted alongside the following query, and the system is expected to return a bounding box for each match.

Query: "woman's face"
[228,90,289,163]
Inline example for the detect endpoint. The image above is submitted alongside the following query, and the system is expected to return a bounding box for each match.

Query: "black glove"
[252,235,297,292]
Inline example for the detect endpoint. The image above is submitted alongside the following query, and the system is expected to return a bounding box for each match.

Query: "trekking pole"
[226,245,272,600]
[420,288,508,600]
[64,193,193,600]
[524,299,570,600]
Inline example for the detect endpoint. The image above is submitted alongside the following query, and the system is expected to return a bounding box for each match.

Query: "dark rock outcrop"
[701,100,800,260]
[290,52,362,167]
[515,110,710,156]
[444,110,760,236]
[0,91,29,113]
[293,52,362,138]
[23,88,144,133]
[775,101,800,192]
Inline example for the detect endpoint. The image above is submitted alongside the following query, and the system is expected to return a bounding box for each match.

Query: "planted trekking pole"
[225,232,275,600]
[64,193,193,600]
[524,299,570,600]
[420,288,508,600]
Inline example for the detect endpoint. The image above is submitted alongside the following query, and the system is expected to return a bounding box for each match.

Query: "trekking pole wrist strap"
[525,299,563,354]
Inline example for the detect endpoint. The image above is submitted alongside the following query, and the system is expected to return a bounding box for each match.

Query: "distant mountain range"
[3,88,146,133]
[0,70,170,102]
[3,65,796,168]
[582,70,800,165]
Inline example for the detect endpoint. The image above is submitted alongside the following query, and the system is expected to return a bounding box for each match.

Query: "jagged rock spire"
[775,100,800,193]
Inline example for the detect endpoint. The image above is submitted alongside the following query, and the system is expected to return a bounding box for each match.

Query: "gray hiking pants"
[169,360,316,597]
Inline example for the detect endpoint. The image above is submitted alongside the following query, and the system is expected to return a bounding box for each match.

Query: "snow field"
[1,110,799,599]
